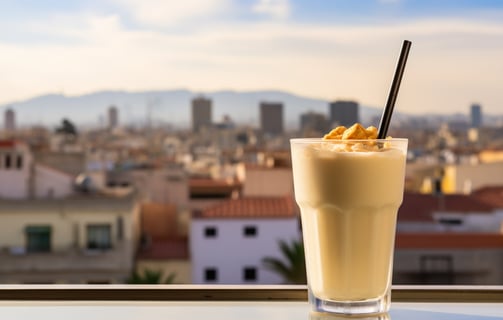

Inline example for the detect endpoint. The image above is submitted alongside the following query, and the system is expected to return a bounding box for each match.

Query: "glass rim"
[290,138,408,143]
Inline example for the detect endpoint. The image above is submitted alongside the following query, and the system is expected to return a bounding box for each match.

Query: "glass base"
[309,290,391,316]
[309,311,389,320]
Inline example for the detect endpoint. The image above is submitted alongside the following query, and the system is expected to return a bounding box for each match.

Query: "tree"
[55,118,78,136]
[127,269,176,284]
[262,239,307,284]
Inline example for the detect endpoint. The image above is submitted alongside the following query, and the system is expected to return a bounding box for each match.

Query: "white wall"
[0,144,32,199]
[34,165,73,199]
[449,162,503,193]
[191,218,301,284]
[243,167,293,197]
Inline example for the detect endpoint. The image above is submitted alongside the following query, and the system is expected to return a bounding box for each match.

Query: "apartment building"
[0,194,139,284]
[394,233,503,285]
[0,139,83,199]
[190,196,301,284]
[0,138,139,283]
[394,190,503,285]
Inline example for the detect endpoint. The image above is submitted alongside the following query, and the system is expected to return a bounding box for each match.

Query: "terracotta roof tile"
[196,196,297,219]
[0,140,16,148]
[398,192,495,222]
[472,186,503,208]
[137,237,189,260]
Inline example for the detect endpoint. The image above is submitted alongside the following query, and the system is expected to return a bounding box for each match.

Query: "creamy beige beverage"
[291,124,407,305]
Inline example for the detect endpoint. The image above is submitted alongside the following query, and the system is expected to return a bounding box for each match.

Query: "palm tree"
[127,269,176,284]
[262,239,307,284]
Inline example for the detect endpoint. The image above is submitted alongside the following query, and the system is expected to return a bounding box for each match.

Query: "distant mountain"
[6,89,499,130]
[2,89,384,130]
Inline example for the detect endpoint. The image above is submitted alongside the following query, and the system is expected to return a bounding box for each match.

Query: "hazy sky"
[0,0,502,114]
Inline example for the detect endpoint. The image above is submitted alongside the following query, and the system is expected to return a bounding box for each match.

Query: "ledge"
[0,285,503,302]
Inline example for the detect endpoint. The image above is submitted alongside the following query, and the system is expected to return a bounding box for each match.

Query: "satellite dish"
[74,174,94,193]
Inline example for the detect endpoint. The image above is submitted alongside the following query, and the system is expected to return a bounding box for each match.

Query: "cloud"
[252,0,291,19]
[110,0,231,28]
[1,9,503,114]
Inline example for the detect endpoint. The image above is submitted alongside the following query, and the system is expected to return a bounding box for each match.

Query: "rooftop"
[472,186,503,208]
[34,151,85,177]
[136,237,189,260]
[0,140,17,148]
[195,196,297,219]
[398,192,495,222]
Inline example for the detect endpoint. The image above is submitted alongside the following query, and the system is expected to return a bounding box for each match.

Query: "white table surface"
[0,301,502,320]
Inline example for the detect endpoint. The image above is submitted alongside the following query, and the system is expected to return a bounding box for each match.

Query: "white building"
[0,140,78,199]
[0,140,34,199]
[190,196,301,284]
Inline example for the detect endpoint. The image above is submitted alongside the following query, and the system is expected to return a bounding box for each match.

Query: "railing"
[0,243,133,272]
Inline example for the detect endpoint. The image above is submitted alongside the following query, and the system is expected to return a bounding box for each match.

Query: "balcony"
[0,241,133,275]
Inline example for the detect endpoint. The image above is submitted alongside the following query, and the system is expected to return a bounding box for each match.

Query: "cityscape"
[0,95,502,285]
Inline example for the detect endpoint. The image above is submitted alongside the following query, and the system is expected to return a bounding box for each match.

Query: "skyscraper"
[470,104,482,128]
[300,111,328,136]
[4,108,15,132]
[192,97,212,132]
[329,100,359,127]
[260,102,283,135]
[108,105,119,129]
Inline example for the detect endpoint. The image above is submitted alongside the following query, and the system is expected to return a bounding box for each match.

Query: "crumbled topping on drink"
[321,123,391,152]
[323,123,377,140]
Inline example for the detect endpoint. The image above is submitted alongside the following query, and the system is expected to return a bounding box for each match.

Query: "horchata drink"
[290,123,407,315]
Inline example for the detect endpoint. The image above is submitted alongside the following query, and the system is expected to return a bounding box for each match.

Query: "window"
[86,224,112,250]
[438,218,463,226]
[243,225,257,237]
[243,267,257,282]
[5,154,11,169]
[16,154,22,169]
[204,268,218,282]
[25,226,52,253]
[204,226,217,238]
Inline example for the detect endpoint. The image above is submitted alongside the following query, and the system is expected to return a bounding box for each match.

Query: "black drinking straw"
[377,40,412,139]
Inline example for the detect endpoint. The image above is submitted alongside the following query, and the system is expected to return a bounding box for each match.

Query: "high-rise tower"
[470,104,482,128]
[260,102,283,136]
[108,105,119,129]
[4,108,15,132]
[192,97,212,132]
[329,100,359,127]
